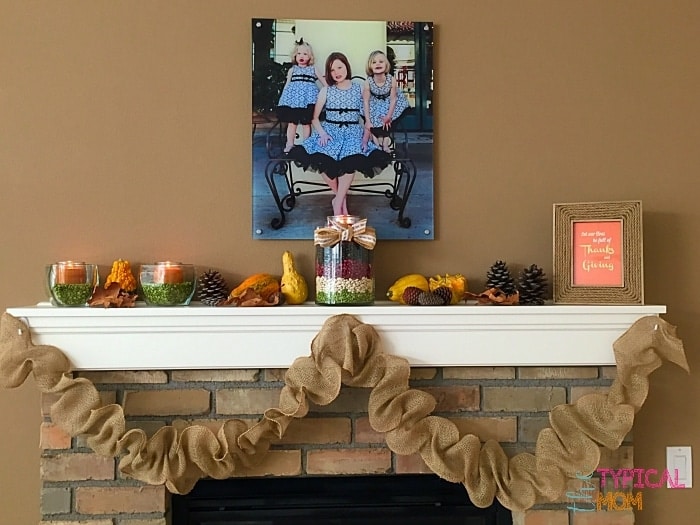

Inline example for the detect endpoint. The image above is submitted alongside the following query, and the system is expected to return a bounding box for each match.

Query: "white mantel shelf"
[6,302,666,371]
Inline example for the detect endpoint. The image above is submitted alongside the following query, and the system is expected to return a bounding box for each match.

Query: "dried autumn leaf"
[219,288,280,307]
[89,282,137,308]
[464,288,520,306]
[89,282,121,308]
[118,293,138,307]
[239,288,281,307]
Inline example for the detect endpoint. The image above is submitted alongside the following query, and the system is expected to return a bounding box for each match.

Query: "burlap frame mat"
[0,311,688,511]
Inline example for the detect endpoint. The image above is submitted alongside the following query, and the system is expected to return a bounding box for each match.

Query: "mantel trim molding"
[6,302,666,370]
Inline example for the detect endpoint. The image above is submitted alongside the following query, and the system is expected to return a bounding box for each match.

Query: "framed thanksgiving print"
[553,200,643,304]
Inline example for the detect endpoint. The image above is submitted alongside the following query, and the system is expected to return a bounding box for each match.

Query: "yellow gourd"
[229,273,280,302]
[104,259,137,292]
[280,251,308,304]
[386,273,430,304]
[429,273,468,304]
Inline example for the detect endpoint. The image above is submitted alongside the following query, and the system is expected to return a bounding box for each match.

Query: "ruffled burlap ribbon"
[313,216,376,249]
[0,311,688,511]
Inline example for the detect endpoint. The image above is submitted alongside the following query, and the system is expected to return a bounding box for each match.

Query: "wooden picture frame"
[553,200,643,304]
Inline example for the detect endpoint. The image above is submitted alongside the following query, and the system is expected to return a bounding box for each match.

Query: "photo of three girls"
[276,40,410,216]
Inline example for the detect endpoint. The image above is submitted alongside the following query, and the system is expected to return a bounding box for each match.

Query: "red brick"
[444,367,515,380]
[235,450,301,477]
[216,388,282,415]
[278,417,351,445]
[519,367,598,379]
[395,453,433,474]
[450,416,517,442]
[116,518,170,525]
[39,519,113,525]
[40,453,114,481]
[601,367,618,380]
[78,370,167,384]
[597,446,633,470]
[75,485,166,514]
[419,386,479,412]
[355,416,385,443]
[571,386,610,403]
[123,389,210,416]
[512,509,569,525]
[172,369,260,382]
[264,369,287,382]
[308,388,371,413]
[409,368,437,380]
[483,387,566,412]
[571,509,634,524]
[41,393,60,417]
[306,448,391,475]
[40,422,71,449]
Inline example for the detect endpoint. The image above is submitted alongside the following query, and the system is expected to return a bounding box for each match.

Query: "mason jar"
[314,215,375,305]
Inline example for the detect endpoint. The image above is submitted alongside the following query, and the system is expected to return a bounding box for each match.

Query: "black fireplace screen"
[171,474,512,525]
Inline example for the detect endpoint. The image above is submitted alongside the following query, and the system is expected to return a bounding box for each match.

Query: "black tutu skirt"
[276,105,315,125]
[288,147,391,180]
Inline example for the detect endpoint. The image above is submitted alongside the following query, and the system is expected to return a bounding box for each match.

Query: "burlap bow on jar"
[313,216,376,250]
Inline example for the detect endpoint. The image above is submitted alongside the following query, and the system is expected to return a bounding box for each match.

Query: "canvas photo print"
[252,19,434,240]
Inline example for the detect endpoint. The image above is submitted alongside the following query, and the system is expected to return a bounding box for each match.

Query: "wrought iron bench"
[261,119,417,230]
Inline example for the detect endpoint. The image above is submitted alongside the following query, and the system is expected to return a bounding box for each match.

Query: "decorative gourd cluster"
[196,251,309,307]
[88,259,139,307]
[386,261,547,306]
[85,251,308,308]
[386,273,467,306]
[84,256,547,308]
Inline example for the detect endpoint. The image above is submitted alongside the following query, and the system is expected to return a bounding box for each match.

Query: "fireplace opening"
[171,474,512,525]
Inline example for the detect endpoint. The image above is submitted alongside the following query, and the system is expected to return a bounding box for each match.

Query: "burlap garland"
[0,311,689,511]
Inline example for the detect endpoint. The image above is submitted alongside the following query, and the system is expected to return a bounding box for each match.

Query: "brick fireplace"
[7,302,659,525]
[39,365,634,525]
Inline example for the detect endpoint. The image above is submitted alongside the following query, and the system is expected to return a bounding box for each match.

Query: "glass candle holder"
[46,261,99,307]
[139,262,196,306]
[314,215,376,305]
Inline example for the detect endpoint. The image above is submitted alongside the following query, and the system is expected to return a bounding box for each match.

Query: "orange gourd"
[104,259,137,292]
[229,273,280,302]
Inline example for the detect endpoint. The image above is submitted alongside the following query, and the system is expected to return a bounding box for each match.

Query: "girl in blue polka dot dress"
[362,50,409,153]
[276,40,326,153]
[288,52,391,216]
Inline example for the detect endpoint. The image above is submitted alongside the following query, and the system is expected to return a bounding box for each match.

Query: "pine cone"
[418,291,445,306]
[402,286,423,306]
[518,264,548,305]
[486,260,517,296]
[432,286,453,305]
[197,269,229,306]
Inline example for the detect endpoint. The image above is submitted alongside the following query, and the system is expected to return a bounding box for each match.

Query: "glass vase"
[46,262,99,307]
[139,262,196,306]
[314,215,375,306]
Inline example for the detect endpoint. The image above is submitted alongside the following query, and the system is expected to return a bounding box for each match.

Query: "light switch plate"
[666,446,692,488]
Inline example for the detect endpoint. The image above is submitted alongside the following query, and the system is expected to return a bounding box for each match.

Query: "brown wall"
[1,1,698,523]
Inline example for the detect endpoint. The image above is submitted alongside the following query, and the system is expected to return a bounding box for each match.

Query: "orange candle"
[154,262,184,284]
[55,262,87,284]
